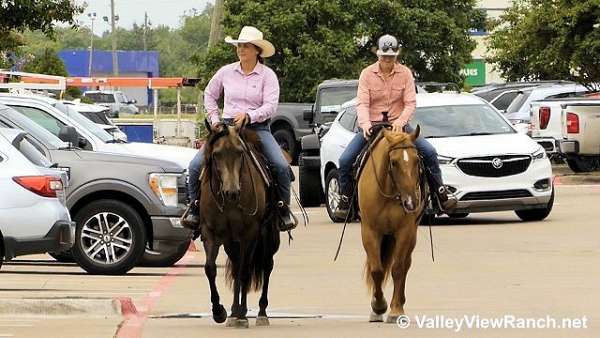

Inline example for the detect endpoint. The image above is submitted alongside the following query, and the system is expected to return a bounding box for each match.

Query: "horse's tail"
[225,217,279,292]
[364,234,396,292]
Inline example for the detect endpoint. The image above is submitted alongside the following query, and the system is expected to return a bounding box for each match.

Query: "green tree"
[193,0,481,102]
[22,48,68,77]
[0,0,82,57]
[487,0,600,91]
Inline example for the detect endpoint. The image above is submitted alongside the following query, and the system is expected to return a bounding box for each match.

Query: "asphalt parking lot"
[0,171,599,338]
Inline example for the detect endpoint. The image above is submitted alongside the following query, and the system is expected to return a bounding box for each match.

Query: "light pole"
[87,12,97,77]
[103,0,119,76]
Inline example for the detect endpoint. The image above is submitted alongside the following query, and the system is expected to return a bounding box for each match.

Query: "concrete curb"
[0,297,136,317]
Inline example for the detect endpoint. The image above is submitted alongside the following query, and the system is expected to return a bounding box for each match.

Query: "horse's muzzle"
[402,196,417,213]
[224,190,240,202]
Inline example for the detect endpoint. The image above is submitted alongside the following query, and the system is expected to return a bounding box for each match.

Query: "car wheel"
[566,156,599,173]
[515,188,554,222]
[273,128,297,164]
[49,250,75,263]
[448,213,469,218]
[72,199,146,275]
[138,241,190,267]
[299,154,323,207]
[325,169,346,223]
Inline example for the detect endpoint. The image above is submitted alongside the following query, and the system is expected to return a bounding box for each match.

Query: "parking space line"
[116,253,196,338]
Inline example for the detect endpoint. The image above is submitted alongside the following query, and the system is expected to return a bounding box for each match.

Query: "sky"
[76,0,211,30]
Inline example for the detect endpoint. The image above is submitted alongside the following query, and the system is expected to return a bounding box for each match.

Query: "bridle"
[368,140,425,213]
[206,133,259,216]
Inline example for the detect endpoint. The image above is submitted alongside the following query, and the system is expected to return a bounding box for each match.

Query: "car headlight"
[437,155,454,165]
[532,147,547,160]
[149,173,180,207]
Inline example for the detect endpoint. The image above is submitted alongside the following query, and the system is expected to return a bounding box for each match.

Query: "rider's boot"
[277,201,298,232]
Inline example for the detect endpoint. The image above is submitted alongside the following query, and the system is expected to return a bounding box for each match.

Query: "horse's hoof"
[212,305,227,324]
[234,319,249,329]
[386,315,399,324]
[371,298,388,314]
[386,314,407,324]
[256,316,270,326]
[369,312,384,322]
[225,317,237,327]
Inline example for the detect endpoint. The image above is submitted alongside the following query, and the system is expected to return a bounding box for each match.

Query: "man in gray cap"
[334,34,456,219]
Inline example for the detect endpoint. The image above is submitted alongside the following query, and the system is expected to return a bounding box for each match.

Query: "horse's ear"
[204,119,212,134]
[411,125,421,142]
[383,129,395,144]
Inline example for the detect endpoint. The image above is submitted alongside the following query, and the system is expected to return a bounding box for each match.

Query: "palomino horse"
[199,121,280,328]
[358,125,427,323]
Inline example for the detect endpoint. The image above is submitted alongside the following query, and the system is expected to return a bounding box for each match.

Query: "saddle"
[352,123,391,182]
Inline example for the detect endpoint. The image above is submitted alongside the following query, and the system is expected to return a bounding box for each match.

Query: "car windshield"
[53,103,115,143]
[319,86,357,113]
[412,104,515,138]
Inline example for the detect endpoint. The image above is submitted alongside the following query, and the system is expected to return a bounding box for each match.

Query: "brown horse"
[199,121,280,328]
[358,126,427,323]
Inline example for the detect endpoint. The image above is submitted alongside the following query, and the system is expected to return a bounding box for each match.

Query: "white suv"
[0,128,74,265]
[319,93,554,222]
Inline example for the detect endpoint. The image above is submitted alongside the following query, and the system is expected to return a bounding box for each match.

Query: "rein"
[369,141,423,213]
[206,134,260,216]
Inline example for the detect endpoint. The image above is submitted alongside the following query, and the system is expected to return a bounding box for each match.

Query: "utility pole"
[110,0,119,75]
[208,0,224,48]
[87,12,96,77]
[143,11,148,51]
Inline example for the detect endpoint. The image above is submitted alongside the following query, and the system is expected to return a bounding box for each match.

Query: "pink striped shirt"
[204,61,280,124]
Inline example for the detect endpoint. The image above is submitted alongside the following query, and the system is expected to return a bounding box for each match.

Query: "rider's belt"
[248,118,271,128]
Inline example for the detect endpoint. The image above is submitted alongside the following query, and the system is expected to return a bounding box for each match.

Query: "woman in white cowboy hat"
[183,26,297,232]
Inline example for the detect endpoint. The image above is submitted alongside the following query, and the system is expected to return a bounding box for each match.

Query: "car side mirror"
[58,126,79,146]
[303,107,314,122]
[78,137,89,149]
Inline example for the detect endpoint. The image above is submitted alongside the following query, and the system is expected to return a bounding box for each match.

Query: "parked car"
[472,80,576,111]
[0,128,74,267]
[62,100,128,142]
[530,98,600,172]
[298,79,429,206]
[474,83,588,134]
[311,93,554,222]
[0,104,192,274]
[83,90,139,117]
[0,95,197,169]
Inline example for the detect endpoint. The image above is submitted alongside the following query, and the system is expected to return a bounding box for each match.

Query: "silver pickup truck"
[0,105,192,275]
[530,98,600,172]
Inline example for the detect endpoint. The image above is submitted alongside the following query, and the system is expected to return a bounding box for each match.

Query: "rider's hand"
[362,127,372,139]
[392,117,408,133]
[234,112,248,129]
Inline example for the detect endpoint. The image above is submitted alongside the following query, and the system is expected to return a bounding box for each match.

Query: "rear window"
[85,93,115,103]
[491,91,519,111]
[319,87,358,112]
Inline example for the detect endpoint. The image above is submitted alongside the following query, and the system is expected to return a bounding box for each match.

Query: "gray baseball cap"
[376,34,400,56]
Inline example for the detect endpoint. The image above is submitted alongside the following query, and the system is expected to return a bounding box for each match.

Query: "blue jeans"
[187,123,291,205]
[338,124,443,195]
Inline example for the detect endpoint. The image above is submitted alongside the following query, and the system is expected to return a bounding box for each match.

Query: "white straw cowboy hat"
[224,26,275,58]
